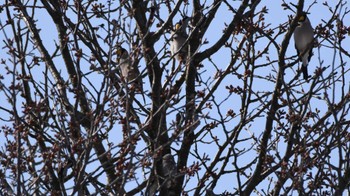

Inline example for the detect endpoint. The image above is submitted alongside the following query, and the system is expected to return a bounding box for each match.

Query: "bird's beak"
[175,23,181,31]
[116,49,122,56]
[116,49,122,62]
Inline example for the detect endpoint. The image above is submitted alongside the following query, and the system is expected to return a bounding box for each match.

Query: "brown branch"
[242,0,306,194]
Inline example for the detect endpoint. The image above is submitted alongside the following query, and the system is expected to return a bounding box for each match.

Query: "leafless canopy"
[1,0,350,195]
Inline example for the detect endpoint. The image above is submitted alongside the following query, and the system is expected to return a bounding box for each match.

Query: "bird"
[170,17,191,64]
[170,17,201,82]
[116,46,143,92]
[162,153,177,195]
[162,153,177,178]
[293,12,314,81]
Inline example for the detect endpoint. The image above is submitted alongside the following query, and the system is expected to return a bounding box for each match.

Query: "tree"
[1,0,350,195]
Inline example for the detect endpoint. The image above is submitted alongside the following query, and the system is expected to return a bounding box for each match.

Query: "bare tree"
[1,0,350,195]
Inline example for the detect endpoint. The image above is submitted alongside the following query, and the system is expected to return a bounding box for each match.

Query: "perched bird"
[162,153,177,177]
[170,17,191,64]
[116,46,143,92]
[162,153,177,195]
[293,12,314,81]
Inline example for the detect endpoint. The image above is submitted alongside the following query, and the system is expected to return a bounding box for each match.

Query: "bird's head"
[297,12,309,25]
[174,19,183,31]
[173,16,191,32]
[115,46,128,62]
[181,16,191,24]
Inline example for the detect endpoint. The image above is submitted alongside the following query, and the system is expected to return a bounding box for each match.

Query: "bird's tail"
[301,56,309,81]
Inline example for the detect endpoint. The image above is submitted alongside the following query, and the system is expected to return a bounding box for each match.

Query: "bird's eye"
[299,15,305,22]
